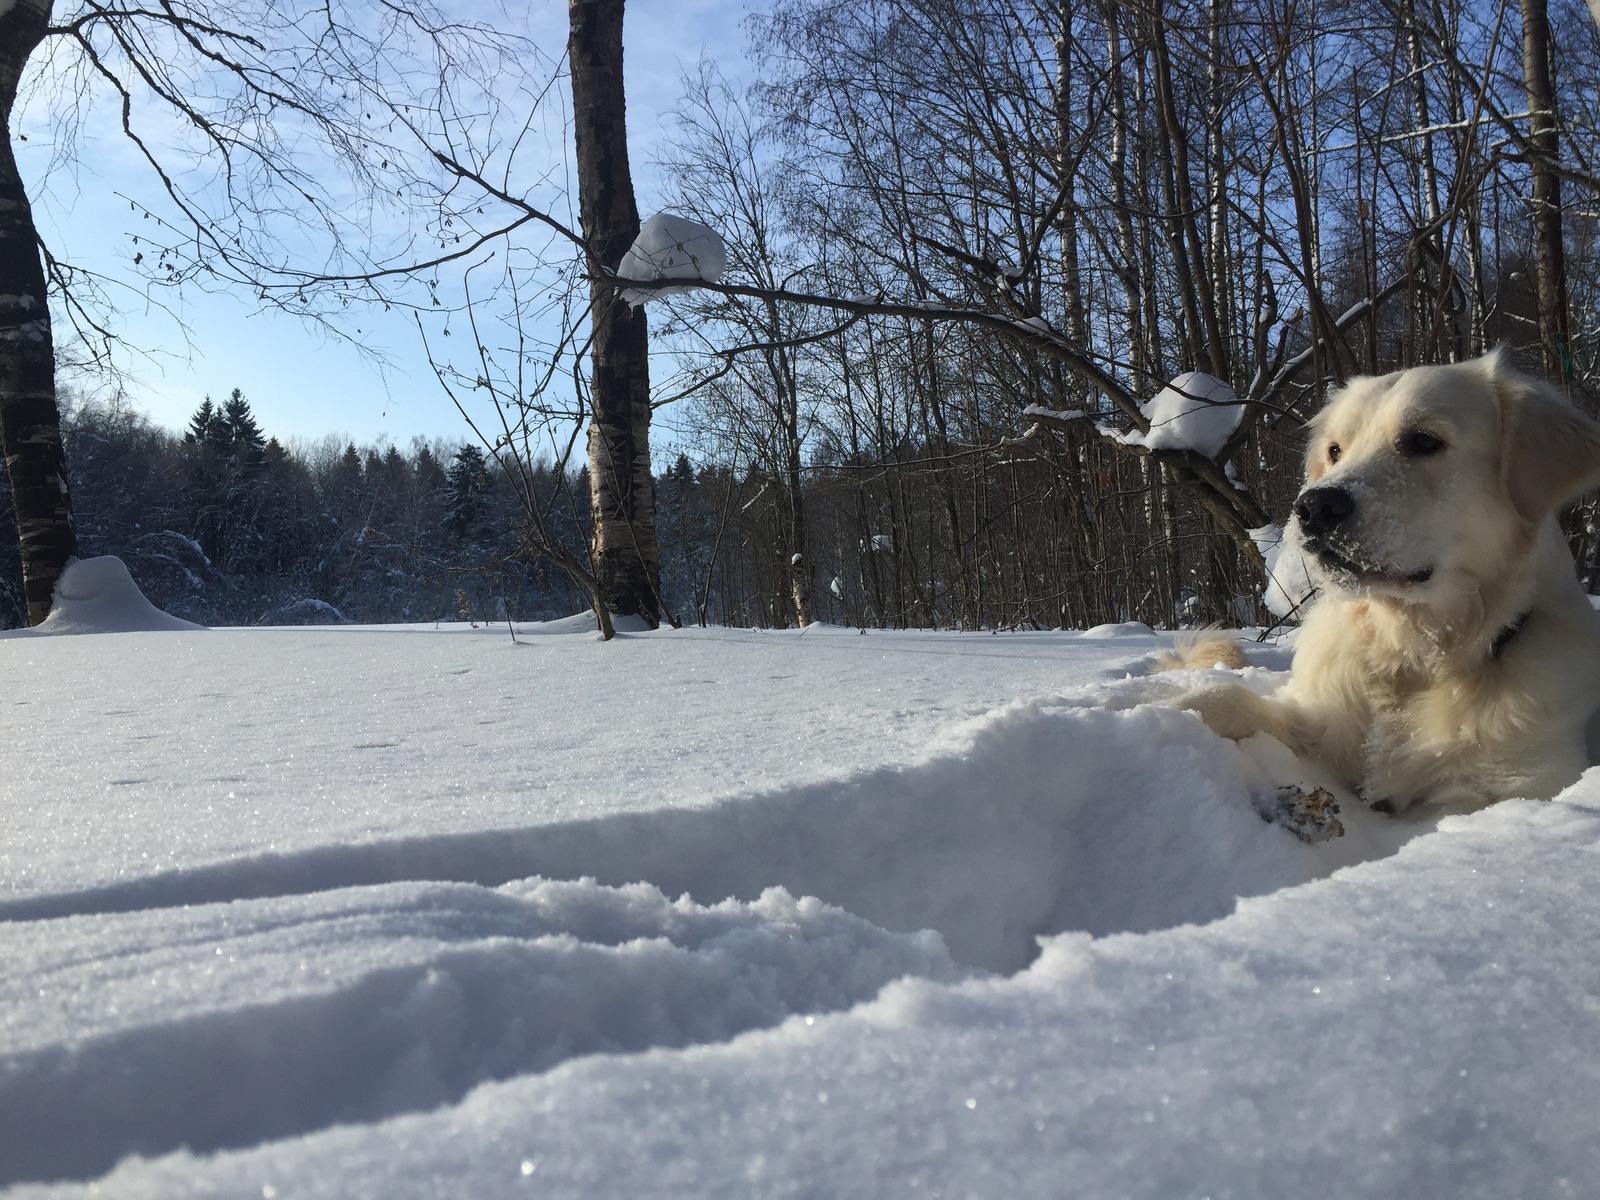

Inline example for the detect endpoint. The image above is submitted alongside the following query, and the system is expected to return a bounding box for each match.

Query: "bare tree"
[1,0,515,624]
[569,0,662,628]
[1520,0,1571,378]
[18,0,1598,634]
[655,65,835,628]
[420,0,667,634]
[1,0,75,624]
[638,0,1576,630]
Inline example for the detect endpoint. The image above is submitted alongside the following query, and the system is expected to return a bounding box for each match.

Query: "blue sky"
[20,0,754,450]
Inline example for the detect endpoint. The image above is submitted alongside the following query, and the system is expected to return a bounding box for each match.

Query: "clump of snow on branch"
[1021,404,1090,423]
[1117,371,1242,459]
[1252,523,1317,619]
[615,213,727,307]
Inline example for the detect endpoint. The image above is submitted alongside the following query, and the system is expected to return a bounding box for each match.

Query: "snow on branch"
[1312,113,1530,158]
[1113,372,1242,460]
[1020,404,1091,422]
[614,214,727,307]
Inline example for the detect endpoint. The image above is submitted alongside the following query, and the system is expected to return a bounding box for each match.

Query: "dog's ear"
[1494,354,1600,521]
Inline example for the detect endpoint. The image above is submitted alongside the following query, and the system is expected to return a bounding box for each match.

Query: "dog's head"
[1292,351,1600,605]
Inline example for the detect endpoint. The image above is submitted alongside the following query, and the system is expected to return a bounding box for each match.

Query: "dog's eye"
[1399,431,1445,457]
[1327,443,1341,464]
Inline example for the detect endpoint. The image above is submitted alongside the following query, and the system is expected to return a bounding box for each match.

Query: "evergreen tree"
[185,397,224,448]
[444,445,493,542]
[177,390,277,578]
[326,443,363,518]
[181,398,228,563]
[218,389,267,473]
[657,452,700,616]
[413,444,447,495]
[382,445,408,488]
[3,401,592,628]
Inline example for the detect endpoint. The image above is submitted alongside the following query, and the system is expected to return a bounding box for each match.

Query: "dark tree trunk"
[1148,1,1228,381]
[1101,2,1147,392]
[770,336,814,629]
[1520,0,1571,379]
[569,0,660,626]
[0,0,75,626]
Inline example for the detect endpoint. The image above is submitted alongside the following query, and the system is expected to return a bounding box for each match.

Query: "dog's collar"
[1491,611,1532,660]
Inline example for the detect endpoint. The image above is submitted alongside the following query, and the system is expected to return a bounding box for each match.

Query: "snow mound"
[11,624,1587,1198]
[616,213,727,307]
[0,681,1426,1186]
[1081,620,1156,638]
[35,556,203,635]
[260,598,351,626]
[1118,370,1242,459]
[2,694,1415,972]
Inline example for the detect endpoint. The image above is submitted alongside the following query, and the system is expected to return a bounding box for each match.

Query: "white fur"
[1174,352,1600,813]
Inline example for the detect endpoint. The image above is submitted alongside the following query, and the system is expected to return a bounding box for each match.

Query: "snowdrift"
[11,555,204,636]
[1,624,1592,1198]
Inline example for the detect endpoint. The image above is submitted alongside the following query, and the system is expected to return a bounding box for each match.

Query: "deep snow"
[3,561,1597,1197]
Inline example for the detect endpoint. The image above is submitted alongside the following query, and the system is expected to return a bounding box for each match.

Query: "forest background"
[2,0,1596,633]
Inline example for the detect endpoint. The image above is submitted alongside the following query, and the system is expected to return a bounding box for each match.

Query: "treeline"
[7,0,1599,634]
[0,386,1264,630]
[0,393,593,628]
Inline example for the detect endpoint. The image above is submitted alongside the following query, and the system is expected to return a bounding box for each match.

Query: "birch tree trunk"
[569,0,661,627]
[1149,0,1228,378]
[762,299,814,628]
[1101,3,1146,392]
[0,0,76,626]
[1053,0,1088,402]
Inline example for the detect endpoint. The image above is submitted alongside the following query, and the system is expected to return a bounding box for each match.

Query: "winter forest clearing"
[5,0,1600,1195]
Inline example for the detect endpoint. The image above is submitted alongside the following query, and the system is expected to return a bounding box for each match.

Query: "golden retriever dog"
[1171,350,1600,814]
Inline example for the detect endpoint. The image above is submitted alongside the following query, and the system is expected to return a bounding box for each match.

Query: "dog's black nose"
[1294,486,1354,537]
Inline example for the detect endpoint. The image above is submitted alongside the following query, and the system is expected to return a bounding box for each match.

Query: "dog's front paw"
[1171,683,1273,741]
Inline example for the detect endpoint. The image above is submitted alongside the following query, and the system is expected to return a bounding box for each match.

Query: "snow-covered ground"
[4,562,1599,1197]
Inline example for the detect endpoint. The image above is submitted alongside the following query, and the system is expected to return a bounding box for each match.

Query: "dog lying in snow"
[1167,351,1600,814]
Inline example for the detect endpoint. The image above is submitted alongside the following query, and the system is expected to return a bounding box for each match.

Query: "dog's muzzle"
[1293,485,1433,587]
[1293,486,1354,540]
